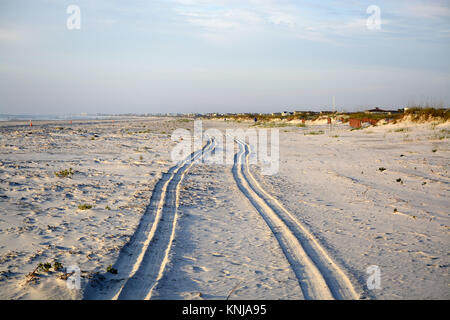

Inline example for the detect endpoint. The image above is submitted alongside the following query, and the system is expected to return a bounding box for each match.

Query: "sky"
[0,0,449,114]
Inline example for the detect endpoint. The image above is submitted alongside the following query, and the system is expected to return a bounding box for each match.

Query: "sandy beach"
[0,117,191,299]
[0,117,448,299]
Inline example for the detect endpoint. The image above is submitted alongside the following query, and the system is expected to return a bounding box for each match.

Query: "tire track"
[232,139,359,300]
[84,138,214,300]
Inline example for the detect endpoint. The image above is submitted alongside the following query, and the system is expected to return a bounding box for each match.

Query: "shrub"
[305,130,324,135]
[78,204,93,210]
[53,261,64,271]
[106,265,118,274]
[55,168,74,178]
[38,262,52,272]
[176,118,192,123]
[347,112,402,121]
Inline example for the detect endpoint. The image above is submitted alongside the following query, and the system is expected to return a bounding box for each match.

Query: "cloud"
[402,1,450,20]
[173,0,296,33]
[264,8,295,27]
[176,7,263,30]
[171,1,391,44]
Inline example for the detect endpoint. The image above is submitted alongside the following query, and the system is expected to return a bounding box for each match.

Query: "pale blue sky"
[0,0,449,114]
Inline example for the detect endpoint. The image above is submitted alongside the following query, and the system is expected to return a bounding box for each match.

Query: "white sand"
[0,118,190,299]
[249,119,450,299]
[0,117,448,299]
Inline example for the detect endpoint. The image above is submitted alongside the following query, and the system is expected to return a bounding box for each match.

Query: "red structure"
[349,119,361,128]
[361,118,379,125]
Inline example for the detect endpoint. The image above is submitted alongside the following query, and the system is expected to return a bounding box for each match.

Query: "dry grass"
[404,106,450,122]
[304,130,325,135]
[206,106,449,124]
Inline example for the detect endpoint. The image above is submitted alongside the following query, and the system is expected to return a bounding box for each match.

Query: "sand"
[0,117,448,299]
[0,117,191,299]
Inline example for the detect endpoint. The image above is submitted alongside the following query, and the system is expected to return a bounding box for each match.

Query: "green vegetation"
[26,261,66,284]
[38,262,52,272]
[253,122,291,128]
[106,265,118,274]
[344,112,401,121]
[205,106,449,126]
[78,204,93,210]
[428,133,447,140]
[36,261,64,273]
[305,130,325,135]
[55,168,74,178]
[53,261,64,271]
[124,128,152,135]
[176,118,193,123]
[210,112,321,122]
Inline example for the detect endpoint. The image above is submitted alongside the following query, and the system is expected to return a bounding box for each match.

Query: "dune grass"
[304,130,325,135]
[404,107,449,122]
[55,168,74,178]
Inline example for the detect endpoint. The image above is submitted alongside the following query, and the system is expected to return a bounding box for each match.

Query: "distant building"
[365,107,401,114]
[366,107,387,113]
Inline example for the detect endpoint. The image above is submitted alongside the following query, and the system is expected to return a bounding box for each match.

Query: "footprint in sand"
[192,266,208,273]
[211,253,225,257]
